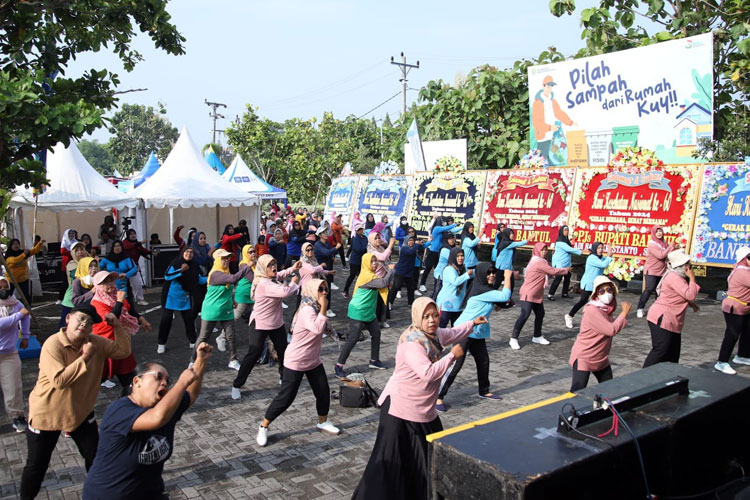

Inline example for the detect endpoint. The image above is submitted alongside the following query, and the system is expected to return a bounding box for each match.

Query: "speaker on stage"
[150,245,180,281]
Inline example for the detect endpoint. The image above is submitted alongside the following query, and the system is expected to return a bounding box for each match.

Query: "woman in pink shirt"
[231,255,302,399]
[255,279,339,446]
[637,226,676,317]
[352,297,486,500]
[715,246,750,374]
[298,242,333,308]
[367,231,396,328]
[643,250,700,367]
[510,242,570,349]
[569,276,631,391]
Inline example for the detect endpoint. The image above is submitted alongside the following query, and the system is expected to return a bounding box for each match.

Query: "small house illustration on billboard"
[674,103,711,157]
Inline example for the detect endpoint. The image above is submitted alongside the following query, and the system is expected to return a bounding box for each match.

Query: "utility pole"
[204,99,227,144]
[390,52,419,116]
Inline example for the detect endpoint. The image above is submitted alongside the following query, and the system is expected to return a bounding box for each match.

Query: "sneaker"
[342,291,351,299]
[561,294,570,298]
[101,379,116,389]
[381,322,390,329]
[137,300,148,306]
[316,421,340,435]
[479,393,503,401]
[715,362,736,375]
[414,290,423,296]
[54,300,62,305]
[733,355,750,366]
[228,360,241,371]
[637,309,644,318]
[419,285,427,292]
[326,310,336,318]
[216,337,227,352]
[369,360,387,370]
[509,338,520,350]
[331,283,339,290]
[564,314,574,329]
[256,425,268,446]
[231,387,241,400]
[279,378,283,385]
[334,364,345,378]
[532,336,550,345]
[282,302,289,309]
[396,291,402,299]
[12,416,27,433]
[157,344,166,354]
[547,295,555,302]
[435,403,447,413]
[388,303,392,311]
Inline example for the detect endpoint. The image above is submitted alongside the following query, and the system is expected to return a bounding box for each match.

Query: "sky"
[72,0,599,148]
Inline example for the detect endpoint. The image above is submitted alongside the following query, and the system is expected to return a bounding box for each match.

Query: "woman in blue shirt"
[432,232,457,300]
[548,226,582,301]
[343,223,368,298]
[99,241,139,297]
[436,263,513,412]
[565,242,613,329]
[494,228,527,292]
[419,216,458,290]
[388,234,424,306]
[436,247,473,327]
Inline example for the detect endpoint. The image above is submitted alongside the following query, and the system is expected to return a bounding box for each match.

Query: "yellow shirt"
[4,241,43,283]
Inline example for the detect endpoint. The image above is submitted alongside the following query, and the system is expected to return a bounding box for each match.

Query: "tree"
[78,139,114,175]
[0,0,185,191]
[549,0,750,152]
[107,103,178,175]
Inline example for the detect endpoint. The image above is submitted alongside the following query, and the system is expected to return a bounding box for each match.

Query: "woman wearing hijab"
[460,221,479,270]
[334,253,394,378]
[232,255,302,399]
[59,241,89,328]
[60,228,79,270]
[256,279,340,446]
[220,224,243,273]
[494,228,527,293]
[565,242,614,329]
[388,234,424,306]
[352,297,487,500]
[4,237,44,304]
[0,276,31,432]
[419,216,459,292]
[268,228,287,268]
[300,242,334,314]
[436,247,474,327]
[436,265,513,412]
[314,227,341,294]
[122,229,151,305]
[365,213,376,233]
[188,231,213,326]
[510,243,570,349]
[99,241,139,298]
[367,231,396,327]
[715,247,750,374]
[285,219,307,268]
[643,250,700,367]
[71,257,98,306]
[548,226,581,301]
[637,226,677,318]
[432,232,458,299]
[191,249,253,371]
[157,246,207,354]
[569,276,631,391]
[344,222,368,299]
[331,213,347,269]
[395,216,409,245]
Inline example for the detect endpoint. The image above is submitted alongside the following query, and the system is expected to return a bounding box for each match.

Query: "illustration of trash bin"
[566,129,588,167]
[611,125,640,153]
[585,129,613,166]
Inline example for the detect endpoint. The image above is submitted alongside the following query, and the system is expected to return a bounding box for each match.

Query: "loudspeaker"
[150,245,180,281]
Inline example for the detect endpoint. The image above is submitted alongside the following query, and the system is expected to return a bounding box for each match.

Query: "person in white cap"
[568,275,631,391]
[715,246,750,374]
[643,250,700,367]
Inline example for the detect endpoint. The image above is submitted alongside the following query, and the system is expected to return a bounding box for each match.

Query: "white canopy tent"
[221,154,287,199]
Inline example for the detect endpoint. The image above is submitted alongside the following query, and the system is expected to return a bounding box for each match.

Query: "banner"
[409,170,487,237]
[569,165,700,258]
[691,163,750,266]
[479,168,576,245]
[354,175,411,228]
[406,118,428,172]
[528,33,713,167]
[323,175,360,225]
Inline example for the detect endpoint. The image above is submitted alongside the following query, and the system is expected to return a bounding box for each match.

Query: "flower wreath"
[433,155,465,175]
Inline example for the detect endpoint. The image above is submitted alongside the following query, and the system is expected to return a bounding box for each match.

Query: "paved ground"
[0,262,739,499]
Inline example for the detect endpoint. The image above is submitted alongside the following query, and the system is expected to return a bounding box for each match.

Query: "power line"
[357,91,402,119]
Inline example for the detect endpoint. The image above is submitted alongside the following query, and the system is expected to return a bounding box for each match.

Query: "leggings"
[549,274,571,297]
[388,274,415,305]
[344,264,362,294]
[512,301,545,338]
[438,337,490,399]
[643,317,682,367]
[637,274,663,310]
[439,310,461,328]
[157,308,196,345]
[420,250,439,286]
[194,319,237,361]
[233,325,288,388]
[570,359,613,391]
[338,319,381,365]
[264,364,330,422]
[569,290,593,317]
[718,311,750,362]
[337,246,347,267]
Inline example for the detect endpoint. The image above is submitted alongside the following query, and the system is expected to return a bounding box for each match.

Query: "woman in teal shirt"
[436,263,513,412]
[548,226,582,301]
[565,242,613,329]
[436,248,473,327]
[494,228,527,292]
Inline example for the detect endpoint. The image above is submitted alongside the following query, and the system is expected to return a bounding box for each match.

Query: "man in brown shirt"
[20,303,131,500]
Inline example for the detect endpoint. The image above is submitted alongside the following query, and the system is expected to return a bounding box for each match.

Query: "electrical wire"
[558,403,615,449]
[356,91,402,119]
[604,398,652,499]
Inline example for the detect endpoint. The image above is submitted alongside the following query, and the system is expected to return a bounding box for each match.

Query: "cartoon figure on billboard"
[532,76,577,166]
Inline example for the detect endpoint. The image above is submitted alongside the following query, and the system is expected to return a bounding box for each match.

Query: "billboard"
[528,33,713,166]
[323,175,360,225]
[353,175,411,228]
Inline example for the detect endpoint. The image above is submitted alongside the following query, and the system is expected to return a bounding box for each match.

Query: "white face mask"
[82,275,93,286]
[599,292,613,305]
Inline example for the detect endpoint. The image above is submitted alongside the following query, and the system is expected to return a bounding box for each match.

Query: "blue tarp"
[204,147,226,174]
[133,152,161,188]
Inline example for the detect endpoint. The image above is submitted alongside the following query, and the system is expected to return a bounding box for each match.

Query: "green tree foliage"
[0,0,185,190]
[78,139,114,175]
[549,0,750,152]
[107,103,178,175]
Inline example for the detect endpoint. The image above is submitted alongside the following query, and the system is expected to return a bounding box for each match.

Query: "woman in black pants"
[715,247,750,374]
[343,223,367,298]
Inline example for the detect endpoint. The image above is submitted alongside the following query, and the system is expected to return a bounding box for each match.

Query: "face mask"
[0,289,11,300]
[82,275,93,286]
[599,292,613,305]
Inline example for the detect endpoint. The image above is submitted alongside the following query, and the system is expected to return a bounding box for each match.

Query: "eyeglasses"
[141,370,171,385]
[305,248,314,252]
[486,270,497,275]
[318,287,327,292]
[248,250,257,254]
[71,314,94,326]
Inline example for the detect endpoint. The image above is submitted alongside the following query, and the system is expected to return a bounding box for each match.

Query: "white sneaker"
[326,310,336,318]
[637,309,644,318]
[279,378,283,385]
[414,290,423,296]
[228,360,241,371]
[419,285,427,292]
[157,344,166,354]
[231,387,241,400]
[396,291,402,299]
[256,425,268,446]
[216,337,227,352]
[564,314,574,329]
[381,322,390,329]
[509,338,520,350]
[331,283,339,290]
[316,421,340,435]
[734,355,750,366]
[137,300,148,306]
[100,379,116,388]
[282,302,289,309]
[532,336,550,345]
[715,362,736,375]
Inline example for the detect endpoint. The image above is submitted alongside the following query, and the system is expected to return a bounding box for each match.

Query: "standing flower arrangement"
[374,160,401,176]
[605,257,644,282]
[433,155,465,175]
[519,149,548,169]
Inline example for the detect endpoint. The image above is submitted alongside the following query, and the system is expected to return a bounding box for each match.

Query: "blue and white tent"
[221,154,287,200]
[204,146,226,174]
[133,151,161,188]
